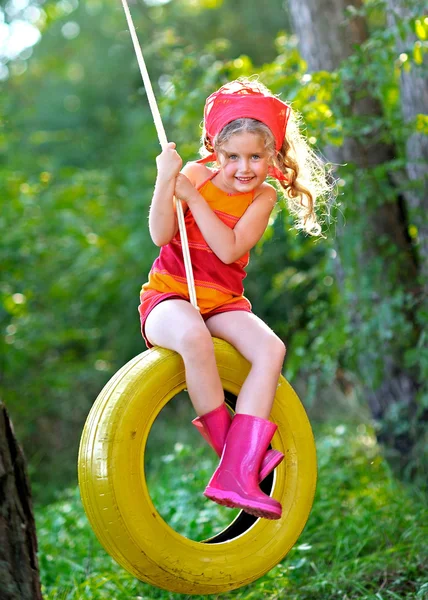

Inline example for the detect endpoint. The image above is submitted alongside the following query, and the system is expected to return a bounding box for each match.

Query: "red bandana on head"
[197,80,291,181]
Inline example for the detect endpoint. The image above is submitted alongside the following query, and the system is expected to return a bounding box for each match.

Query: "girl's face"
[216,132,271,194]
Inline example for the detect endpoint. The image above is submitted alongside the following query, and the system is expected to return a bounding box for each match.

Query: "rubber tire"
[78,338,317,595]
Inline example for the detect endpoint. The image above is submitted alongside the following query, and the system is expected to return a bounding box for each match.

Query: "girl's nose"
[239,158,250,172]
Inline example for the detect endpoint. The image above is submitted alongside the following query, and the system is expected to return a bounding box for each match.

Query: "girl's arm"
[176,163,277,264]
[148,143,183,246]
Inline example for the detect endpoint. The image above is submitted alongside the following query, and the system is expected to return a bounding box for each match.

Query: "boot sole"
[204,487,282,520]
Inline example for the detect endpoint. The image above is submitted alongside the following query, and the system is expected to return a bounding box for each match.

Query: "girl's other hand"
[174,173,197,204]
[156,142,183,180]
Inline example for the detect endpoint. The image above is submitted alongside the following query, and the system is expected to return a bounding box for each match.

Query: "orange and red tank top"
[140,171,254,314]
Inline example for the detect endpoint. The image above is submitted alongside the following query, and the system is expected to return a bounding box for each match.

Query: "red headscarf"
[197,80,291,181]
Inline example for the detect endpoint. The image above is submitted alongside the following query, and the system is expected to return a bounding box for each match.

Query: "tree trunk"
[288,0,424,476]
[386,0,428,289]
[0,402,43,600]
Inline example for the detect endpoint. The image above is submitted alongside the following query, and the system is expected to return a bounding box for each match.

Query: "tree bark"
[288,0,366,73]
[386,0,428,288]
[288,0,424,475]
[0,402,43,600]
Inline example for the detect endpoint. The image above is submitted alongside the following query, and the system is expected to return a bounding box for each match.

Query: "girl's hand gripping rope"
[156,142,182,182]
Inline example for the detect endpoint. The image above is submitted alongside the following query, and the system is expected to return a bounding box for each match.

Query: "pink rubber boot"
[204,414,282,520]
[192,404,283,483]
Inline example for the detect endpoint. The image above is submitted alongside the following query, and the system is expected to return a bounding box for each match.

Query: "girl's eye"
[252,155,261,160]
[229,154,238,160]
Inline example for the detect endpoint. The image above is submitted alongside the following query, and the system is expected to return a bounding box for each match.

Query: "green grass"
[36,421,427,600]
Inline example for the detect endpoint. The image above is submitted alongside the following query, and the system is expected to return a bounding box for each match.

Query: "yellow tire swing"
[78,2,317,595]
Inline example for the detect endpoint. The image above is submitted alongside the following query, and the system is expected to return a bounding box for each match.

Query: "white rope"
[120,0,199,310]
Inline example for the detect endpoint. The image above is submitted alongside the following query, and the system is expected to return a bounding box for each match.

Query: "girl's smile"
[215,132,271,194]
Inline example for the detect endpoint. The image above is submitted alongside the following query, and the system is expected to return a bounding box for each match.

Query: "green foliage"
[316,2,428,480]
[36,424,428,599]
[0,161,156,496]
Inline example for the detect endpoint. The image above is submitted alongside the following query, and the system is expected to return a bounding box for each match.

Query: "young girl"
[139,78,330,520]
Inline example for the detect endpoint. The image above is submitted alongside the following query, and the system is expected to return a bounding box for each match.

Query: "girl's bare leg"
[144,299,225,416]
[205,311,286,419]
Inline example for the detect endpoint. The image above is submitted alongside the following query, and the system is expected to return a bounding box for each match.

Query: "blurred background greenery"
[1,0,427,597]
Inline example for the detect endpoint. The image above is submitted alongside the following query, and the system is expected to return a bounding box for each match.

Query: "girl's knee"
[269,335,286,363]
[179,325,214,360]
[255,333,286,367]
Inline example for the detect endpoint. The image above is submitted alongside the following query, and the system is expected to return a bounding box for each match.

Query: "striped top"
[141,171,254,313]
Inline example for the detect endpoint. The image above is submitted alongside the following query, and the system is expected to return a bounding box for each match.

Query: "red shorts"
[138,289,252,349]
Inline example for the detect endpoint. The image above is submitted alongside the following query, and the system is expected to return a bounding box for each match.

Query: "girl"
[139,78,330,520]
